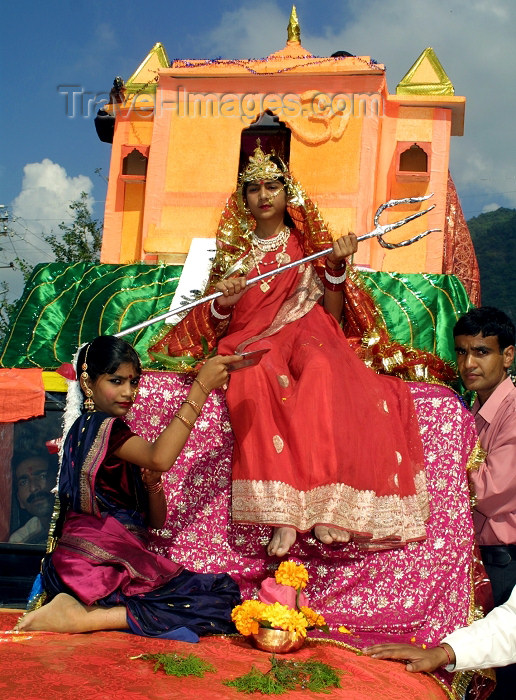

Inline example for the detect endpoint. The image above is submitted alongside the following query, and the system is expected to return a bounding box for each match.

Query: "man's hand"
[363,643,454,673]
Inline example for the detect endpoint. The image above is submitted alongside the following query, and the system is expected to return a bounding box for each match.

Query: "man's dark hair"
[453,306,516,351]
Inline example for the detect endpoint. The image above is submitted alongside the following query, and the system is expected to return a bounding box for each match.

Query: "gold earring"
[131,390,138,402]
[81,343,95,411]
[84,388,95,412]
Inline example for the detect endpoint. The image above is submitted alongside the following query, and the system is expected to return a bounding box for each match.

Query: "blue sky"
[1,0,515,296]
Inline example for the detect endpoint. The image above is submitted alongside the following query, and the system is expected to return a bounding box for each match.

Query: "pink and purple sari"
[42,412,240,641]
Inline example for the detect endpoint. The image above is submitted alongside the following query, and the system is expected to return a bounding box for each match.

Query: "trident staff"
[115,194,438,339]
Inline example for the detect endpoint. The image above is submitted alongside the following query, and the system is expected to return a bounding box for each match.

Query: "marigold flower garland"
[231,561,328,641]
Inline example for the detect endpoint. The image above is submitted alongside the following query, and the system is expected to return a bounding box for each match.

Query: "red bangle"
[438,645,453,667]
[211,298,231,319]
[323,261,347,291]
[325,259,346,272]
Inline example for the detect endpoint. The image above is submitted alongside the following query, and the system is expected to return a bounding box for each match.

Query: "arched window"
[395,142,431,182]
[122,148,148,177]
[399,144,427,173]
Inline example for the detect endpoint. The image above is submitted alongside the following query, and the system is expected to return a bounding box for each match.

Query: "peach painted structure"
[100,38,465,275]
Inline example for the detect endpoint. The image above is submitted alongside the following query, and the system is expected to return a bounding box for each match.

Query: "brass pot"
[251,627,305,653]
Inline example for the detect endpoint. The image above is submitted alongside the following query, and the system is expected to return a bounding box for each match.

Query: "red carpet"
[0,610,448,700]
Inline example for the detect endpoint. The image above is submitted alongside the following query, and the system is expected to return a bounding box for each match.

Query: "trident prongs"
[359,194,440,249]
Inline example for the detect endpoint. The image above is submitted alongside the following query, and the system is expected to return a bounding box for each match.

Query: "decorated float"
[0,8,494,699]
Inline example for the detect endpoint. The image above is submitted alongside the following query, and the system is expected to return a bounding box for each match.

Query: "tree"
[0,281,16,341]
[468,207,516,322]
[43,192,102,263]
[0,192,102,343]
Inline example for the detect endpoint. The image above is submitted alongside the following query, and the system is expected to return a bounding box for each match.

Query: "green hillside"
[467,207,516,321]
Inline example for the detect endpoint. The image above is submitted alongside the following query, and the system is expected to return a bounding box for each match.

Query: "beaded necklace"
[251,227,291,292]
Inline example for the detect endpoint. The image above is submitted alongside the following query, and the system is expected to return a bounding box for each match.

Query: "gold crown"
[241,141,285,183]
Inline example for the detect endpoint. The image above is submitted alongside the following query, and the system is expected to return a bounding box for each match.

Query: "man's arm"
[442,587,516,670]
[365,585,516,672]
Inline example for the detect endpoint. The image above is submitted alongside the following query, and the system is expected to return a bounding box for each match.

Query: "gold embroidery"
[59,533,151,580]
[465,439,487,507]
[232,469,429,546]
[465,439,487,472]
[80,417,114,516]
[272,435,284,453]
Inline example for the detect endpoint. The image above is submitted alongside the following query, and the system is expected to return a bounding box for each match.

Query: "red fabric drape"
[0,611,451,700]
[443,172,481,306]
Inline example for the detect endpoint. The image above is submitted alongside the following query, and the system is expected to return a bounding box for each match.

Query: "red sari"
[217,231,428,549]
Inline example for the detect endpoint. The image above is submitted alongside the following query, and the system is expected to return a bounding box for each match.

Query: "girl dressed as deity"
[150,145,429,558]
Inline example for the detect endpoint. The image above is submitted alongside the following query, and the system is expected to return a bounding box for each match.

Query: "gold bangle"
[146,480,163,495]
[194,377,210,396]
[182,399,202,416]
[175,412,195,430]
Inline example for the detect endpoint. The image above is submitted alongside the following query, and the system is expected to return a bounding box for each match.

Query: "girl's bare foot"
[267,526,297,557]
[16,593,88,633]
[314,525,351,545]
[15,593,128,634]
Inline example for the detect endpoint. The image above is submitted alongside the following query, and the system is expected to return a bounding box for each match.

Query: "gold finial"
[287,5,300,44]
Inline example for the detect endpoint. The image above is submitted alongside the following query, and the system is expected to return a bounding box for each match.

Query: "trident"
[115,194,438,338]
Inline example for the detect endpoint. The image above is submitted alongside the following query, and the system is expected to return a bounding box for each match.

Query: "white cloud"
[201,2,288,58]
[1,159,93,300]
[482,203,501,213]
[201,0,516,215]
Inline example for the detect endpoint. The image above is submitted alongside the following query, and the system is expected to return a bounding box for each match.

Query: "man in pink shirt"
[453,306,516,699]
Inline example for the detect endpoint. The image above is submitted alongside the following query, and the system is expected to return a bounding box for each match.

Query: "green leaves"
[136,652,216,678]
[134,651,344,694]
[224,656,343,695]
[149,351,199,371]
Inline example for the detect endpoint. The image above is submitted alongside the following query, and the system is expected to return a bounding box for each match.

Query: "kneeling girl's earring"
[81,343,95,412]
[84,389,95,412]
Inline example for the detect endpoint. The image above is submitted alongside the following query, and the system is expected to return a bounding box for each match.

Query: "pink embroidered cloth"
[128,373,480,698]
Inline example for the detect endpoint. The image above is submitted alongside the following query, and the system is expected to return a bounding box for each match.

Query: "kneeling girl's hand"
[197,354,243,392]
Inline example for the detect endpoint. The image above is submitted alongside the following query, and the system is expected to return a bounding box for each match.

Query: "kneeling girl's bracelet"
[182,399,202,416]
[175,412,195,430]
[194,378,210,396]
[146,480,163,495]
